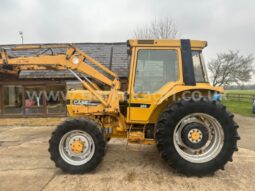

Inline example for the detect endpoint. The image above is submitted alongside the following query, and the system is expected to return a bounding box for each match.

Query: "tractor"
[0,39,240,176]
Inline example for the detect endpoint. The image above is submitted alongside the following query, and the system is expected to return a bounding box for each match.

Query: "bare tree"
[134,17,178,39]
[208,50,254,86]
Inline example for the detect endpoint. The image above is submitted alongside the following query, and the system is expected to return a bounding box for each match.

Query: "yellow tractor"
[0,39,240,176]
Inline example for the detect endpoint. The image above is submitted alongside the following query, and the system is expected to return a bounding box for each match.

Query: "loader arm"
[0,44,121,113]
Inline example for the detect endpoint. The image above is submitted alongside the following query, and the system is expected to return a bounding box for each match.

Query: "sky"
[0,0,254,72]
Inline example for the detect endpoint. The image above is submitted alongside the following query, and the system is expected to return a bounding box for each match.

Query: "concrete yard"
[0,114,255,191]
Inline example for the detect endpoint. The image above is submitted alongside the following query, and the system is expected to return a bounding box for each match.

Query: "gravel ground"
[0,114,254,191]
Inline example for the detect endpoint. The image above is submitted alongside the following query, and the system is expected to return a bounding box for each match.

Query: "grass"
[222,89,255,117]
[222,100,255,117]
[225,89,255,95]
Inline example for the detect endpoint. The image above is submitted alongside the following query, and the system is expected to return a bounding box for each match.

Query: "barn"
[0,42,129,117]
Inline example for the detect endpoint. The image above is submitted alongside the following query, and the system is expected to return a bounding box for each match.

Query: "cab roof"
[128,39,207,49]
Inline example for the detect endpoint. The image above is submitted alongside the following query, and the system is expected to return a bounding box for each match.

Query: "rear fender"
[148,84,224,123]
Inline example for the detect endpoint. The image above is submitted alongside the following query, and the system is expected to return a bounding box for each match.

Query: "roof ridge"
[0,42,127,47]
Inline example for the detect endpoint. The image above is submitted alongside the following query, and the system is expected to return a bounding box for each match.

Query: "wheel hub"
[181,122,209,149]
[70,139,85,154]
[188,128,203,143]
[59,130,96,166]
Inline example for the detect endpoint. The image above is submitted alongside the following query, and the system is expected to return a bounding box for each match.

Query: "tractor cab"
[126,39,220,123]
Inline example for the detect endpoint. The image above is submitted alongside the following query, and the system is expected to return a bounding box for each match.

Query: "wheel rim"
[59,130,95,166]
[173,113,224,163]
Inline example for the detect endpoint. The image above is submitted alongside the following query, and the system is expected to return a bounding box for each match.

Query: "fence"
[225,93,255,103]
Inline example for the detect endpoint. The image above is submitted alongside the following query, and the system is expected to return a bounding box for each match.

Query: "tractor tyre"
[49,118,106,174]
[155,98,240,176]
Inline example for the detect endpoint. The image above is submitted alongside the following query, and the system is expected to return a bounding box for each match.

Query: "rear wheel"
[156,98,240,176]
[49,118,106,174]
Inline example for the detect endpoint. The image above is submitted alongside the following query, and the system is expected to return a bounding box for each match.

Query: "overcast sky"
[0,0,254,62]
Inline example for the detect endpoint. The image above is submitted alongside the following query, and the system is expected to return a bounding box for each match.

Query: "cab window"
[134,50,178,93]
[192,51,208,82]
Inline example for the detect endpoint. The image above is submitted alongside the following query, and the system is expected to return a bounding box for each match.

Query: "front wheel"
[49,118,106,174]
[156,98,240,176]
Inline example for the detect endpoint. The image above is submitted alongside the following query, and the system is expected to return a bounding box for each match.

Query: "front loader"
[0,39,240,176]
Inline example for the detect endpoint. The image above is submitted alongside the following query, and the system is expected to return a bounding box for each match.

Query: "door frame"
[127,46,183,123]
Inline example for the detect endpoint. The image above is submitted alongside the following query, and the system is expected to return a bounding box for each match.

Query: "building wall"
[0,77,128,117]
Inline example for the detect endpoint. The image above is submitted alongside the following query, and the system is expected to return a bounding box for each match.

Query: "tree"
[134,17,178,39]
[208,50,254,86]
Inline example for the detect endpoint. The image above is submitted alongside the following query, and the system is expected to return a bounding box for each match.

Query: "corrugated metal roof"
[1,42,129,78]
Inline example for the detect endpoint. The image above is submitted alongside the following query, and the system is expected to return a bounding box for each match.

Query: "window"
[0,83,66,116]
[3,86,23,114]
[134,50,178,93]
[24,86,45,114]
[46,85,66,114]
[192,51,208,82]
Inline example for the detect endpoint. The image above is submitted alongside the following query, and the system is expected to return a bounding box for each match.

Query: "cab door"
[127,47,181,123]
